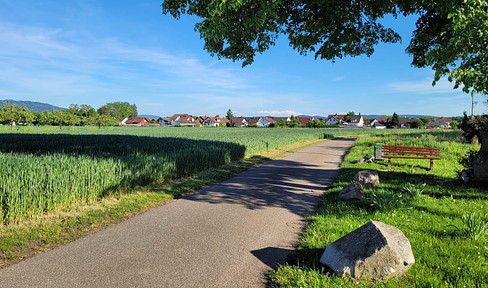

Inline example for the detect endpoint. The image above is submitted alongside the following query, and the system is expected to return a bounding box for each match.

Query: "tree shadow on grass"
[337,168,488,200]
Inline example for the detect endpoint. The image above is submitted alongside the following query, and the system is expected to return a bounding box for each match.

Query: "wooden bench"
[380,145,441,170]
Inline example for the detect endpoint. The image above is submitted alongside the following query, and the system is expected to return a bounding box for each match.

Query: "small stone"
[358,155,374,164]
[320,221,415,280]
[338,182,364,200]
[354,170,380,189]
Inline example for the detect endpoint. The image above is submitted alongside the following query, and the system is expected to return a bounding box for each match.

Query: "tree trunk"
[471,130,488,187]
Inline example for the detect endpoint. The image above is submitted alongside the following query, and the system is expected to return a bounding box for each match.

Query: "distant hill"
[138,114,161,119]
[0,99,66,112]
[363,114,436,119]
[298,114,438,119]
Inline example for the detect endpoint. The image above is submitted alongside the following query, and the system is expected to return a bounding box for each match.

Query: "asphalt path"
[0,138,355,288]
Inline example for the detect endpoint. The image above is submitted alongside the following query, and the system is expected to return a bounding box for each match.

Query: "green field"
[3,126,485,286]
[270,131,488,287]
[1,126,387,224]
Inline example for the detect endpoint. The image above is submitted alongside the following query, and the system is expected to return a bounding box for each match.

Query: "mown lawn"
[270,131,488,287]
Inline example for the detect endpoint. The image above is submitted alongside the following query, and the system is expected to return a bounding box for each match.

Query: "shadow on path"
[185,139,355,218]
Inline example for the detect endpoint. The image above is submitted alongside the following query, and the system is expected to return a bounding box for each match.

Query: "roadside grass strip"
[270,131,488,287]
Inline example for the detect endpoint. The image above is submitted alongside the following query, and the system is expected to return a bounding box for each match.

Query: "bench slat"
[383,147,440,152]
[382,151,440,156]
[382,155,441,160]
[382,145,440,150]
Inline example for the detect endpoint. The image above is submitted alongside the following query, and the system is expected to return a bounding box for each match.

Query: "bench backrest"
[382,145,440,157]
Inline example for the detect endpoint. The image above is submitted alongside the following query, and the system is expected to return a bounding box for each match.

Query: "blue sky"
[0,0,486,117]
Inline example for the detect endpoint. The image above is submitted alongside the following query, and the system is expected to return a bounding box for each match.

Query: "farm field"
[270,131,488,287]
[0,126,403,224]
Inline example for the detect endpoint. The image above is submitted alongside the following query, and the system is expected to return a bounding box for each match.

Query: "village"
[118,113,455,129]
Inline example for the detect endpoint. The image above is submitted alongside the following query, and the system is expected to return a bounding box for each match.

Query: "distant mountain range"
[297,114,437,119]
[0,99,66,112]
[138,114,161,119]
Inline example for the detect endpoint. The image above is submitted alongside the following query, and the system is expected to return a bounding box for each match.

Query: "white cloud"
[0,21,249,108]
[257,110,301,116]
[333,75,345,81]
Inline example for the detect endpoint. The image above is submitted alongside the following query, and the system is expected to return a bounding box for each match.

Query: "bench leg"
[430,159,434,171]
[388,158,391,167]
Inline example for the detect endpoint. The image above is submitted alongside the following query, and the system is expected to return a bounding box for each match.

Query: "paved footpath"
[0,138,355,288]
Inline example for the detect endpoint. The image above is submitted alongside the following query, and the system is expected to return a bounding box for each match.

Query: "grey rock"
[320,221,415,280]
[338,182,364,200]
[358,155,374,164]
[354,170,380,189]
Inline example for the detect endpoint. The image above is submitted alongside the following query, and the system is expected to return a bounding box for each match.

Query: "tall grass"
[0,133,247,224]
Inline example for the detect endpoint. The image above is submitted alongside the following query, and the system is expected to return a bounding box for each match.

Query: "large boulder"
[338,182,364,200]
[354,170,380,189]
[320,221,415,280]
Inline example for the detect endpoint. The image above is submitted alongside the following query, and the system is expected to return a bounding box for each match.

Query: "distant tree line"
[0,101,137,129]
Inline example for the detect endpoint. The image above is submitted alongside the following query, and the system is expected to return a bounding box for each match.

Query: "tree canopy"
[391,112,400,127]
[162,0,488,95]
[0,102,34,129]
[98,102,138,118]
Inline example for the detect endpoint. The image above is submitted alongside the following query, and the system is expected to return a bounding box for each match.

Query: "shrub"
[459,148,479,169]
[451,212,488,241]
[369,190,404,211]
[401,182,426,197]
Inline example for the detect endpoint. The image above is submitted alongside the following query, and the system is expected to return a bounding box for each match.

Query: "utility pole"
[471,91,475,120]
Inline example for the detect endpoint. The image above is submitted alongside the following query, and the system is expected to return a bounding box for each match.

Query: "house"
[429,117,452,128]
[170,114,198,127]
[342,115,364,127]
[399,117,411,128]
[325,115,344,125]
[245,117,261,127]
[203,116,229,127]
[231,117,247,127]
[258,117,276,127]
[116,117,128,125]
[124,117,149,126]
[197,116,209,123]
[157,117,172,126]
[369,118,382,128]
[296,117,314,125]
[372,122,386,129]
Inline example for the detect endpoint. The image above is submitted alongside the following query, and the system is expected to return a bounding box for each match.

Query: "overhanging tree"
[162,0,488,185]
[162,0,487,95]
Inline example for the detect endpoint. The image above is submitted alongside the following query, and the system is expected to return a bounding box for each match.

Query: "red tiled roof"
[296,117,314,124]
[125,117,148,124]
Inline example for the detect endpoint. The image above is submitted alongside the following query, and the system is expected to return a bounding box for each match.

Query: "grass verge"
[0,138,325,268]
[270,131,488,287]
